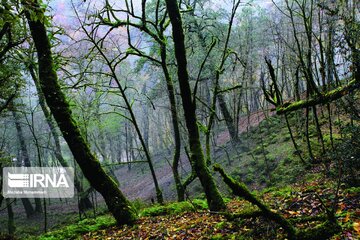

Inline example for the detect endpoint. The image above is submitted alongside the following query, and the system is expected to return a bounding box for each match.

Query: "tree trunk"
[6,199,16,235]
[217,94,238,142]
[23,0,136,225]
[305,107,315,161]
[284,113,307,165]
[125,121,131,171]
[165,0,226,211]
[160,43,184,202]
[141,84,150,151]
[28,64,93,212]
[312,106,326,154]
[11,110,36,217]
[214,164,297,240]
[0,164,3,209]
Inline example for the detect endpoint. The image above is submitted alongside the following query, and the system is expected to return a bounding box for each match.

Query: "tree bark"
[160,43,184,202]
[11,110,37,217]
[164,0,226,211]
[22,0,136,225]
[6,199,16,235]
[217,94,238,142]
[0,163,3,209]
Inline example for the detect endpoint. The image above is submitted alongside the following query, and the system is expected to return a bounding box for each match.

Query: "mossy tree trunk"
[214,164,341,240]
[214,165,297,240]
[164,0,226,211]
[22,0,137,225]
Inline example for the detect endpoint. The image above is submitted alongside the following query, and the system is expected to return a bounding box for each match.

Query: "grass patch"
[36,215,116,240]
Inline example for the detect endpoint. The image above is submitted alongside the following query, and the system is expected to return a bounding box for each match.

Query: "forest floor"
[1,108,360,239]
[33,171,360,240]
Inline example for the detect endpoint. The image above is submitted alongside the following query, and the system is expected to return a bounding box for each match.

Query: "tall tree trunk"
[160,43,184,201]
[28,64,93,212]
[125,121,131,171]
[305,106,315,161]
[0,164,3,209]
[22,0,136,225]
[217,94,238,142]
[6,199,16,235]
[141,84,150,151]
[312,106,326,154]
[165,0,226,211]
[11,110,36,217]
[284,113,306,165]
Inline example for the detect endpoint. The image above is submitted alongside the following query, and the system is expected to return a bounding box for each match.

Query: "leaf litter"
[83,178,359,240]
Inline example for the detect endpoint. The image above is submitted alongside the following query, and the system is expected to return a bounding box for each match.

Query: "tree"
[21,0,137,225]
[0,1,24,114]
[164,0,226,211]
[258,0,360,170]
[97,0,186,201]
[190,0,241,165]
[1,147,16,234]
[74,6,164,204]
[25,58,93,211]
[11,107,42,214]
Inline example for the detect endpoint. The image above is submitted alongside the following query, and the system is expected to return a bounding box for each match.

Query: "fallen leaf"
[344,213,350,223]
[353,221,360,236]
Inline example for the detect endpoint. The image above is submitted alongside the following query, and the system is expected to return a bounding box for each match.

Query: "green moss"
[268,186,294,198]
[343,186,360,194]
[192,198,209,209]
[305,173,322,182]
[323,133,341,143]
[296,221,341,240]
[38,215,116,240]
[140,200,208,217]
